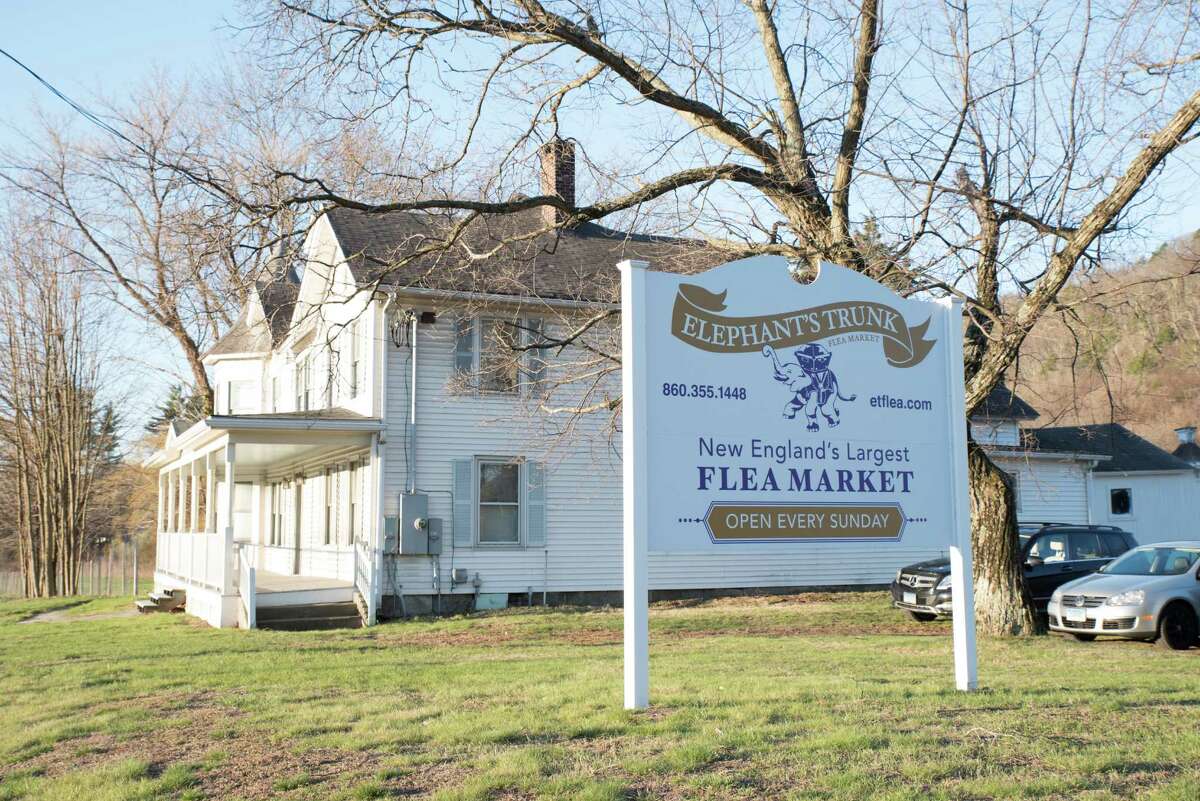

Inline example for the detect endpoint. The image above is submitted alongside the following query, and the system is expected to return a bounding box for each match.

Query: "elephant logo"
[763,343,857,431]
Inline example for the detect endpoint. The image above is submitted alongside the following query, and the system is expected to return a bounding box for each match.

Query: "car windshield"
[1101,546,1200,576]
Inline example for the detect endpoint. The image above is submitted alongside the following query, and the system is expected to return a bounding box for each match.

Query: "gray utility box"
[385,493,444,556]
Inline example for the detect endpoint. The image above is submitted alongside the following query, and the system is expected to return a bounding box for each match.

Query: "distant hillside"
[1015,232,1200,453]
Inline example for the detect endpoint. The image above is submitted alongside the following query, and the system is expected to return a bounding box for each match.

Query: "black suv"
[891,523,1138,621]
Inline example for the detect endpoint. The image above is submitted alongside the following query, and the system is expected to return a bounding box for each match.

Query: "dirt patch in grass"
[562,620,948,646]
[19,606,139,624]
[0,692,401,799]
[372,627,520,648]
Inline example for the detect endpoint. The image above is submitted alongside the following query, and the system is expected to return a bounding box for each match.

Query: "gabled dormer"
[203,246,301,415]
[969,382,1039,446]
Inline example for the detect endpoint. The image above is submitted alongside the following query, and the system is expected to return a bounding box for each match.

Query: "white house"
[146,141,1200,628]
[972,388,1200,543]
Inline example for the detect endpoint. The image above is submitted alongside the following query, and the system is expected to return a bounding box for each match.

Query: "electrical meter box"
[426,517,443,555]
[385,494,444,555]
[398,492,429,554]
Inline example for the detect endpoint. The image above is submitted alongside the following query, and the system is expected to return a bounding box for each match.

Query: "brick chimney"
[538,138,575,226]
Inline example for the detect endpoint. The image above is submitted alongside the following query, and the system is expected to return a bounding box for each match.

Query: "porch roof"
[146,409,384,471]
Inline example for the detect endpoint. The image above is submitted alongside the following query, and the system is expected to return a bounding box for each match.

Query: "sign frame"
[619,258,978,710]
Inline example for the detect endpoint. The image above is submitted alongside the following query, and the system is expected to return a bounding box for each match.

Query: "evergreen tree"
[145,385,207,434]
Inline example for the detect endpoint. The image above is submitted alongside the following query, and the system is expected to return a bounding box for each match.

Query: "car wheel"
[1156,603,1199,651]
[907,611,938,622]
[1071,633,1096,642]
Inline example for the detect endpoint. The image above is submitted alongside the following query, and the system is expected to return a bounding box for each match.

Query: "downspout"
[368,291,398,625]
[409,309,418,493]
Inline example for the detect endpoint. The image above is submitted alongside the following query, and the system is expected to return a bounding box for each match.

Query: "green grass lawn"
[0,592,1197,801]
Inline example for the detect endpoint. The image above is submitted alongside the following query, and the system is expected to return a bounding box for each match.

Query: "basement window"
[1110,488,1132,516]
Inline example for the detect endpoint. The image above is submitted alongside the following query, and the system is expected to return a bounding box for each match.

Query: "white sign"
[621,256,977,709]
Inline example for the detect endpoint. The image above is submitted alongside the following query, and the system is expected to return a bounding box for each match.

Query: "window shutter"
[525,461,546,547]
[454,317,475,375]
[452,459,474,547]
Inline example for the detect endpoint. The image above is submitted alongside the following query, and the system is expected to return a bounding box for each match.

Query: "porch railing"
[237,546,256,629]
[354,539,378,625]
[155,531,225,590]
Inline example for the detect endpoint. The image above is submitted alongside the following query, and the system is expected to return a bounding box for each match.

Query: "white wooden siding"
[1087,471,1200,544]
[989,454,1090,524]
[380,310,948,597]
[970,420,1020,446]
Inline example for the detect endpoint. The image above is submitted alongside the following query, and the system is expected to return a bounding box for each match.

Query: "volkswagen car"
[1047,541,1200,649]
[891,523,1136,621]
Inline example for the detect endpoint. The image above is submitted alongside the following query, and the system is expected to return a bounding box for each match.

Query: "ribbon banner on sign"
[670,283,936,368]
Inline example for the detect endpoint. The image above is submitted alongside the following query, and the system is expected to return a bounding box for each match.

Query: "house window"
[479,319,519,392]
[268,482,282,546]
[323,468,333,545]
[350,321,362,399]
[478,460,520,544]
[227,380,255,414]
[271,376,280,413]
[454,316,546,394]
[1110,488,1132,516]
[296,356,312,411]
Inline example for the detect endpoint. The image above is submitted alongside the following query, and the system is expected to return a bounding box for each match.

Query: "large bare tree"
[65,0,1177,632]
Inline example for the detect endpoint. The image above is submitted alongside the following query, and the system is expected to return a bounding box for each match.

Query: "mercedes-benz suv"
[891,523,1137,621]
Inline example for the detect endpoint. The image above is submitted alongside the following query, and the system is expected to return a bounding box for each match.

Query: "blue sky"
[3,1,1199,435]
[2,1,241,437]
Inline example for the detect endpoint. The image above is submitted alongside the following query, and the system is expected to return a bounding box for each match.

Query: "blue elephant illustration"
[763,343,857,431]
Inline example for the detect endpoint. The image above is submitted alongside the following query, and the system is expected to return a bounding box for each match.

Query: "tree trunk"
[968,442,1041,635]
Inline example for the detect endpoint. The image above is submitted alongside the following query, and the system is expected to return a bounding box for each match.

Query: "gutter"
[984,447,1112,464]
[207,415,385,433]
[382,285,619,311]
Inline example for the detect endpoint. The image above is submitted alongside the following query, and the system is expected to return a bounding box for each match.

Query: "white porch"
[148,412,386,628]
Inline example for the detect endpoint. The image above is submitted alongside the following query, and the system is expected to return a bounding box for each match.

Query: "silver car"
[1047,541,1200,650]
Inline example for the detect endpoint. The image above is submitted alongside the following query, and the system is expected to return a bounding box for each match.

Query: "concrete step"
[255,601,363,630]
[257,615,363,631]
[135,599,160,614]
[149,591,176,603]
[256,601,359,623]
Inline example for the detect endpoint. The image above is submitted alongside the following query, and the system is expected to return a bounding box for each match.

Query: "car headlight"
[936,575,952,591]
[1050,589,1063,604]
[1106,590,1145,607]
[895,569,903,583]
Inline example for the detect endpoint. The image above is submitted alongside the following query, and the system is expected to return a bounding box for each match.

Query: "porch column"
[156,473,164,535]
[189,460,200,533]
[177,469,187,533]
[204,452,215,533]
[223,441,236,595]
[164,471,174,534]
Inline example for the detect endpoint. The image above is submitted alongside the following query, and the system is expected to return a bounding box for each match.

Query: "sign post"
[620,260,651,709]
[620,255,977,708]
[940,297,978,690]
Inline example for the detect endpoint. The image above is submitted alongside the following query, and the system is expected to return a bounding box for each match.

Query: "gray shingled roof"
[1026,424,1195,472]
[258,277,299,344]
[1171,441,1200,466]
[975,383,1040,420]
[324,206,719,303]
